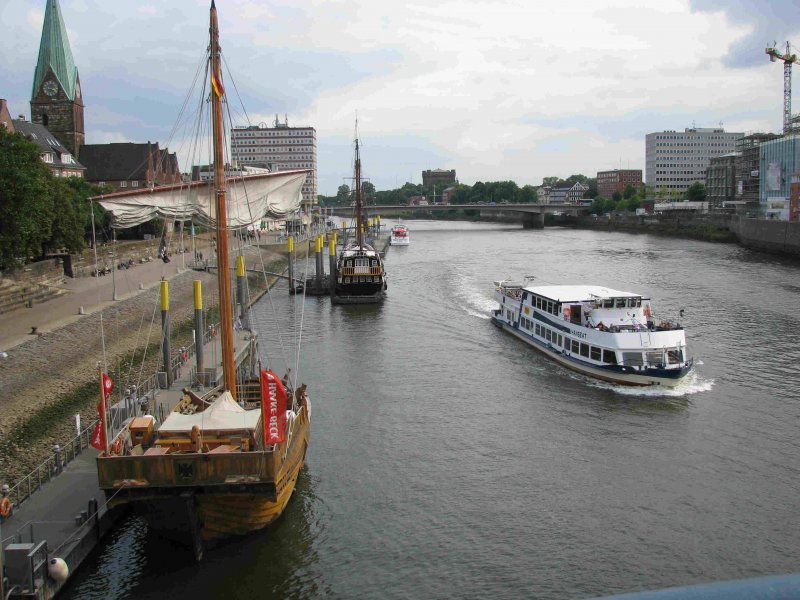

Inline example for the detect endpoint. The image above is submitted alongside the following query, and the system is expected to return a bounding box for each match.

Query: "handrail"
[3,420,97,510]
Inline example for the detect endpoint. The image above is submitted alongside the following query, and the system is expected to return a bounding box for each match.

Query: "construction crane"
[765,42,798,134]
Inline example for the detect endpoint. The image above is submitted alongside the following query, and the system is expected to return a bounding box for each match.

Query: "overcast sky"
[1,0,799,194]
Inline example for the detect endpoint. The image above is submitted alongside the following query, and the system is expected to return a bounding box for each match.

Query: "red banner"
[260,370,287,445]
[90,421,106,451]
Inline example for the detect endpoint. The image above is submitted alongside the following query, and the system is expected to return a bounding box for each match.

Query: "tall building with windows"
[646,127,742,193]
[230,117,317,206]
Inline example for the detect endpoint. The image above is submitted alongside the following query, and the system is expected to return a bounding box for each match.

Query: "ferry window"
[646,351,663,366]
[534,324,540,335]
[536,298,542,309]
[344,277,350,284]
[580,343,590,357]
[615,298,626,308]
[571,340,579,353]
[602,349,617,364]
[622,352,644,367]
[667,349,683,364]
[636,298,642,308]
[603,299,613,309]
[563,336,569,349]
[545,329,552,341]
[590,346,601,361]
[557,334,562,346]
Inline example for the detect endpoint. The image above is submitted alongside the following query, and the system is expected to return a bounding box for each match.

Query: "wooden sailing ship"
[92,1,310,559]
[331,133,387,304]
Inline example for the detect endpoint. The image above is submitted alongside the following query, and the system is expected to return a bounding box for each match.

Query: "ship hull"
[492,316,690,387]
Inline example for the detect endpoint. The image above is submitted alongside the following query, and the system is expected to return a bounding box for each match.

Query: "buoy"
[48,557,69,583]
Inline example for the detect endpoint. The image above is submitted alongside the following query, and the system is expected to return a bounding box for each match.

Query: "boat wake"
[587,368,714,398]
[461,285,495,319]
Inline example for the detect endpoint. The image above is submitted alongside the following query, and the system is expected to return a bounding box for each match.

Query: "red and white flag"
[90,421,106,451]
[260,370,287,445]
[92,371,113,452]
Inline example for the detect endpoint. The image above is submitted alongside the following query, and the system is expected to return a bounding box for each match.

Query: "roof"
[33,0,78,100]
[524,284,642,302]
[80,143,154,181]
[11,119,84,170]
[159,391,261,434]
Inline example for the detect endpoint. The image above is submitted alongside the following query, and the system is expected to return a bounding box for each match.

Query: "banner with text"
[260,370,287,445]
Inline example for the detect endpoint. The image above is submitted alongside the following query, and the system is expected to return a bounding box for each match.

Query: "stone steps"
[0,279,70,315]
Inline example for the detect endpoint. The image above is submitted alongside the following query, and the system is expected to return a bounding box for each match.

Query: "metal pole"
[194,280,204,387]
[314,235,323,289]
[161,281,172,387]
[287,235,295,294]
[236,255,247,330]
[329,235,336,296]
[111,229,118,301]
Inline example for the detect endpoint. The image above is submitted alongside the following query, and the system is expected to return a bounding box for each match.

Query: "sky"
[1,0,799,195]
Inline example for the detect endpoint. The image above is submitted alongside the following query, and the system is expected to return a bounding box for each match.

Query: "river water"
[63,221,800,599]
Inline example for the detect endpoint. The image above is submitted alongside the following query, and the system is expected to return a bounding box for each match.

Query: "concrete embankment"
[572,213,800,257]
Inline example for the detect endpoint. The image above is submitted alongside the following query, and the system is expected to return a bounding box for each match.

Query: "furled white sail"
[93,170,308,229]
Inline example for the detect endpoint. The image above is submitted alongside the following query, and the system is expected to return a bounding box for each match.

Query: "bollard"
[78,306,85,315]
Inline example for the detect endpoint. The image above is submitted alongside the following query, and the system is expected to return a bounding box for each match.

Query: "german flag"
[211,69,225,98]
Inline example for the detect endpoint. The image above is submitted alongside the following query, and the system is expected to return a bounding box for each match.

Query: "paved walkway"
[0,257,189,353]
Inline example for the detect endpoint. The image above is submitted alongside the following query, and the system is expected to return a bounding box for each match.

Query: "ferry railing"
[3,420,97,511]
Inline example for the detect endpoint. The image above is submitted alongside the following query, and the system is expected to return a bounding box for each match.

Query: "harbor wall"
[729,216,800,256]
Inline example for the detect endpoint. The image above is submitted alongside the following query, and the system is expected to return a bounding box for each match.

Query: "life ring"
[111,437,123,455]
[0,497,11,517]
[563,306,571,319]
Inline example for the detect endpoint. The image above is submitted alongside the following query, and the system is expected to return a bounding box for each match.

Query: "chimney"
[17,114,26,121]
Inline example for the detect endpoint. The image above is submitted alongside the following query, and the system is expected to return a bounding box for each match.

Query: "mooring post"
[287,235,295,294]
[314,235,323,290]
[329,236,337,296]
[194,280,204,387]
[235,255,248,330]
[161,280,172,387]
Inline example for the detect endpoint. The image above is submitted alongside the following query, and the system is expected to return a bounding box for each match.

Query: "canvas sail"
[93,170,308,229]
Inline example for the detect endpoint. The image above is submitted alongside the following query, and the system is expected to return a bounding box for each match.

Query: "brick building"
[30,0,84,159]
[80,142,181,191]
[422,169,456,188]
[12,116,85,177]
[596,169,643,198]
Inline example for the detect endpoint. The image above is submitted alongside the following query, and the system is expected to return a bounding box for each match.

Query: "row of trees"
[0,128,112,270]
[318,174,601,207]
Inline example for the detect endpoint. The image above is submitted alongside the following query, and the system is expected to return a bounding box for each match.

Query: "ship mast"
[210,0,237,398]
[354,135,363,248]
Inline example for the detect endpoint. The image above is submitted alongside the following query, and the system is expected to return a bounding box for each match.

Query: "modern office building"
[645,127,742,193]
[596,169,643,198]
[230,117,317,206]
[759,135,800,219]
[705,153,737,207]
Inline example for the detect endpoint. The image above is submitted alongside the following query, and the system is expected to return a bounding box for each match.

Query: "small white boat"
[389,221,410,246]
[492,278,692,386]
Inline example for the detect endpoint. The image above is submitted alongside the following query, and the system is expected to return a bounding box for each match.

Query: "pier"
[0,316,257,599]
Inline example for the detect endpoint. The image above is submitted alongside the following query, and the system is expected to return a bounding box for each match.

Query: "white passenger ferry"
[390,221,410,246]
[492,278,692,386]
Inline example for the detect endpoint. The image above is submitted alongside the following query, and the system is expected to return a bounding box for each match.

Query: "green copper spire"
[32,0,78,100]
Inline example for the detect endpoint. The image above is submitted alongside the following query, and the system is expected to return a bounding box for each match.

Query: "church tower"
[30,0,84,158]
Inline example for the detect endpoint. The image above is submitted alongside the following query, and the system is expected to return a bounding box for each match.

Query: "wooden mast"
[210,0,237,398]
[354,134,363,248]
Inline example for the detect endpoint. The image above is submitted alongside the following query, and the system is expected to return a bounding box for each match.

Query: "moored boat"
[389,220,410,246]
[492,278,692,386]
[91,1,311,560]
[331,129,387,304]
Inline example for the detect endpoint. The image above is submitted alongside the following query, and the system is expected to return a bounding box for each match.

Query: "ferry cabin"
[493,283,690,386]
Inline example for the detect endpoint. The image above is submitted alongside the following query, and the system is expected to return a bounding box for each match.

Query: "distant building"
[191,164,270,182]
[705,153,737,207]
[12,116,85,177]
[735,133,781,209]
[422,169,456,188]
[80,142,181,191]
[30,0,84,158]
[645,127,742,193]
[536,186,552,204]
[759,135,800,220]
[441,186,456,205]
[596,169,643,198]
[0,99,14,132]
[550,182,589,204]
[407,195,428,206]
[230,117,317,207]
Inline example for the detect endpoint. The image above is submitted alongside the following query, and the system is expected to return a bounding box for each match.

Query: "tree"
[0,128,55,269]
[361,181,376,202]
[336,184,351,205]
[622,184,637,200]
[517,185,538,203]
[612,190,622,203]
[686,182,706,202]
[541,176,560,187]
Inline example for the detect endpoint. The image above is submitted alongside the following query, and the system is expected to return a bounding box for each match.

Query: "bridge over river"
[326,203,586,228]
